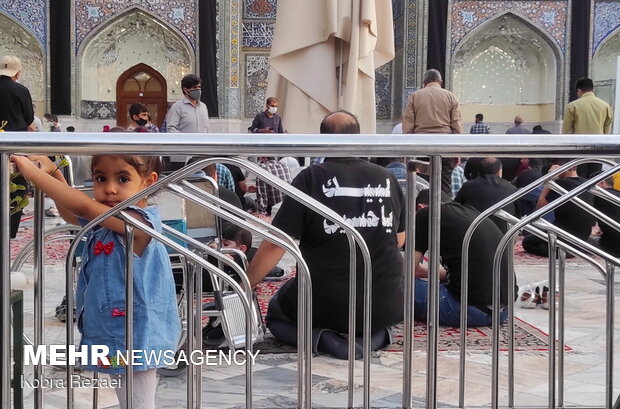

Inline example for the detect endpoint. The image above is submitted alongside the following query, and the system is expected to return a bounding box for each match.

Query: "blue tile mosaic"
[244,0,277,19]
[242,22,274,48]
[0,0,46,49]
[75,0,197,50]
[592,0,620,55]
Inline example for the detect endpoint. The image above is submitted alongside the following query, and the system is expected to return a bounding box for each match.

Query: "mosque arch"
[0,12,45,109]
[77,7,194,119]
[449,12,562,122]
[592,27,620,110]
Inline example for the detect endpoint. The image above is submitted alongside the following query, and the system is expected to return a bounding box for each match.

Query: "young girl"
[12,154,181,409]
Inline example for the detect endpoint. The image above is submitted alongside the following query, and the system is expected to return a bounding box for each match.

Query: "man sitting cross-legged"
[414,189,517,327]
[246,110,406,359]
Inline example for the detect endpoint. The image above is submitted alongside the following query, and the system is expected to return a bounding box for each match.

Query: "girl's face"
[92,156,157,208]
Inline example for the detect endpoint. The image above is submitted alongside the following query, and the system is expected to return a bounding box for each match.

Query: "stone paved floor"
[13,216,620,408]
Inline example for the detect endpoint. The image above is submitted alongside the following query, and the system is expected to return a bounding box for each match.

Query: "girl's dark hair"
[91,155,163,177]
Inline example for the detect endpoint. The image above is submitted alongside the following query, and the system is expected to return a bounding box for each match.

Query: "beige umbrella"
[266,0,394,134]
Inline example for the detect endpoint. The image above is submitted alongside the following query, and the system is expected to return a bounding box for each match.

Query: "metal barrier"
[1,132,620,409]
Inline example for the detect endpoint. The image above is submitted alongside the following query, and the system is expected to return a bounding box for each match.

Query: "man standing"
[166,74,209,133]
[0,55,34,131]
[402,69,462,195]
[248,97,284,133]
[247,111,405,359]
[470,113,490,134]
[165,74,209,169]
[562,78,613,178]
[506,115,530,134]
[0,55,35,238]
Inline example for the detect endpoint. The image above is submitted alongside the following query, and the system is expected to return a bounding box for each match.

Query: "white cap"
[0,55,22,77]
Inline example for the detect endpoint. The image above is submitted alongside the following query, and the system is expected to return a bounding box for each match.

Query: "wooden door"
[116,63,167,128]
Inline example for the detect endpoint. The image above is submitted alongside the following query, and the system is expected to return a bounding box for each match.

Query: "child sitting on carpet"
[221,223,288,280]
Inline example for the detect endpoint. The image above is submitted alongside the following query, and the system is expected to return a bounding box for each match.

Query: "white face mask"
[268,106,277,114]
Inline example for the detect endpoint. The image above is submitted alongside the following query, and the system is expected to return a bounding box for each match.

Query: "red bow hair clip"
[94,241,114,255]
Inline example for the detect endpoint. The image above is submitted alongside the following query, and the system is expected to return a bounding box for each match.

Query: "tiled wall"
[592,0,620,56]
[75,0,197,51]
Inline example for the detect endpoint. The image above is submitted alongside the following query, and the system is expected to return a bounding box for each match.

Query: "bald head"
[514,115,523,125]
[480,157,502,176]
[320,110,360,134]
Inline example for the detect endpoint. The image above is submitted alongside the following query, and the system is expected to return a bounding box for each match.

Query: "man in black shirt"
[593,175,620,257]
[0,55,34,131]
[248,96,284,133]
[414,190,514,327]
[454,157,517,232]
[247,111,406,359]
[522,163,595,256]
[513,158,544,217]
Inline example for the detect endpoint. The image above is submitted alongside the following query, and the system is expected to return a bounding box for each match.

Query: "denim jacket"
[76,205,181,374]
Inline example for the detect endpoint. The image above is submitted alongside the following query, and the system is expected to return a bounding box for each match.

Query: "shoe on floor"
[45,207,60,217]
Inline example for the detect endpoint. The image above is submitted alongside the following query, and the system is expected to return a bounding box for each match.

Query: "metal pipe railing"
[1,154,11,409]
[491,165,620,409]
[402,160,418,409]
[458,157,619,407]
[201,157,375,408]
[3,134,620,409]
[33,187,44,409]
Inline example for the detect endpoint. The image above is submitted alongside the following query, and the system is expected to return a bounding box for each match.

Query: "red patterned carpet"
[254,275,569,354]
[11,222,570,354]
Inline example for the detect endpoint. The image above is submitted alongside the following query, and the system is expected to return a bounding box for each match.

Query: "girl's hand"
[10,155,43,181]
[25,155,58,174]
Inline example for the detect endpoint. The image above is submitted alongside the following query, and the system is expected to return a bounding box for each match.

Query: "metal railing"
[1,132,620,409]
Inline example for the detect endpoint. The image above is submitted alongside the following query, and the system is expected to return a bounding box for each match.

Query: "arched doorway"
[450,13,561,122]
[116,64,167,128]
[78,8,193,121]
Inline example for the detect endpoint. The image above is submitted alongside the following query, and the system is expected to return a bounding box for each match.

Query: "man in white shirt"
[165,74,210,169]
[166,74,209,133]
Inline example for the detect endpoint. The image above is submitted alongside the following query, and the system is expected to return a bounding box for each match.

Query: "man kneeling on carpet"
[413,189,518,327]
[246,110,406,360]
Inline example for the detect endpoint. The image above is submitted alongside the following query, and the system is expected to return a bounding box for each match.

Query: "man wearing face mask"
[165,73,209,134]
[164,74,209,170]
[128,103,159,132]
[248,97,284,133]
[0,55,35,131]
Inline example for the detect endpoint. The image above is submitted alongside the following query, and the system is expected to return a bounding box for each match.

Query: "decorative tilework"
[242,22,274,48]
[393,0,405,19]
[243,0,277,19]
[375,62,392,120]
[450,1,568,52]
[81,100,116,120]
[405,0,418,88]
[230,0,240,88]
[592,0,620,55]
[228,87,241,117]
[0,0,46,49]
[244,54,270,117]
[75,0,197,50]
[394,16,405,51]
